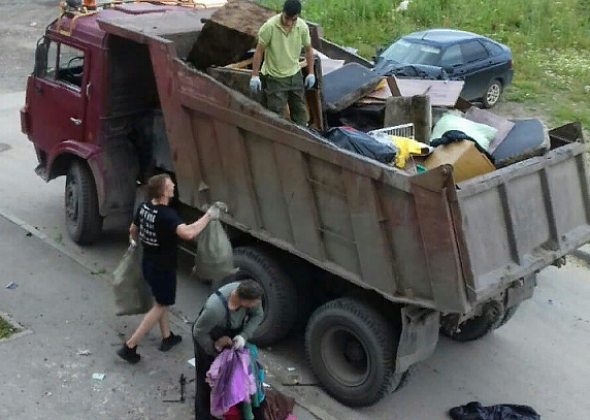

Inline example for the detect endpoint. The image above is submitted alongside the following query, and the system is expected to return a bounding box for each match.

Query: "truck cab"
[21,3,210,244]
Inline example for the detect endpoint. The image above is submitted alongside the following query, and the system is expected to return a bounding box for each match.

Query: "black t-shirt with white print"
[134,201,184,270]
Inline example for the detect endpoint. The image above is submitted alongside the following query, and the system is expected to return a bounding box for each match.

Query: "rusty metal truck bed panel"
[456,138,590,301]
[97,11,590,314]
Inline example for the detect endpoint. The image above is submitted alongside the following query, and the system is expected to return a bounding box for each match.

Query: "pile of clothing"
[207,344,295,420]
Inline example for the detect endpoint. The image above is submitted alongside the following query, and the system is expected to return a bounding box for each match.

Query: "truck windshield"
[380,39,441,66]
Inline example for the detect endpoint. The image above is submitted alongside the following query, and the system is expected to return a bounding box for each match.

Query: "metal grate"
[369,123,415,140]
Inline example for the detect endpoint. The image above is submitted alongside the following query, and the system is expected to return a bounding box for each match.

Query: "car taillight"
[508,59,513,68]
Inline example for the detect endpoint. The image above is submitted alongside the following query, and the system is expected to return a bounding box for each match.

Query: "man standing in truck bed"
[250,0,315,126]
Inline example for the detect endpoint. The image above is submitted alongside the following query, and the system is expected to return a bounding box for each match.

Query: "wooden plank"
[213,121,262,229]
[387,76,464,107]
[273,143,325,261]
[342,170,396,295]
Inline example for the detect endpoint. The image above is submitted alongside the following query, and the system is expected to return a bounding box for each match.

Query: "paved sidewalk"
[0,214,317,420]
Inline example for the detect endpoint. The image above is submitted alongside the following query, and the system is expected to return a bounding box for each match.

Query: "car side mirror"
[34,40,48,77]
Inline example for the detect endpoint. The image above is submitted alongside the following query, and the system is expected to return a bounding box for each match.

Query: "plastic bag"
[325,127,397,164]
[430,113,497,151]
[207,348,256,418]
[112,245,153,316]
[193,217,237,283]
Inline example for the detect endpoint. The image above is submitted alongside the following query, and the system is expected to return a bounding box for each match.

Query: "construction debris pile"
[189,0,561,184]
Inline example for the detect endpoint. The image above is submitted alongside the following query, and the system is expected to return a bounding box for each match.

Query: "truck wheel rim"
[65,180,78,222]
[487,83,500,105]
[321,327,370,387]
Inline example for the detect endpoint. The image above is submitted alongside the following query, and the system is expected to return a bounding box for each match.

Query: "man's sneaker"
[117,343,140,364]
[159,332,182,352]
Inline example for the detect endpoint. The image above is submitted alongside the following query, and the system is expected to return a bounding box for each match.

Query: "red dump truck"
[21,1,590,407]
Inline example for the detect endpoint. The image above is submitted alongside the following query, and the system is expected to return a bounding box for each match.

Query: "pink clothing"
[206,348,257,418]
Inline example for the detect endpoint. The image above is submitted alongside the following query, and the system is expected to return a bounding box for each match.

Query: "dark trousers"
[195,343,216,420]
[262,71,308,126]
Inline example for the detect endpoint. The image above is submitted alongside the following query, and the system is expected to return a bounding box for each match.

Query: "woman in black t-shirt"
[117,174,220,364]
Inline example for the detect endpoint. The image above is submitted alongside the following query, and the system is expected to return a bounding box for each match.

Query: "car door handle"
[70,117,82,125]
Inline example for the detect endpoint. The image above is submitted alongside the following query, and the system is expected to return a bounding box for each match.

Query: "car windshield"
[380,39,441,66]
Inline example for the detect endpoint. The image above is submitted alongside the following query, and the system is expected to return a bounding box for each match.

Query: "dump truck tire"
[232,246,297,347]
[305,298,396,407]
[440,300,504,342]
[495,304,520,329]
[65,160,102,245]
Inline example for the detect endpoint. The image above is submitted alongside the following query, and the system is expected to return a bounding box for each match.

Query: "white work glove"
[249,76,262,93]
[304,73,316,90]
[206,205,220,220]
[232,335,246,350]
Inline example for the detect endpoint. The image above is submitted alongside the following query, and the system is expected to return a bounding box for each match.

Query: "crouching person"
[192,280,264,420]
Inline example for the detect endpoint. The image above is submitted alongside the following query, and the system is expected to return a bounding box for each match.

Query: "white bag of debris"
[193,203,237,283]
[112,245,153,316]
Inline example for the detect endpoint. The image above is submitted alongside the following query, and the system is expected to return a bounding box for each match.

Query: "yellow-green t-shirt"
[258,14,311,78]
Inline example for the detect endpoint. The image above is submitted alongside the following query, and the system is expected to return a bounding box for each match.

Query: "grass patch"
[257,0,590,128]
[0,316,19,340]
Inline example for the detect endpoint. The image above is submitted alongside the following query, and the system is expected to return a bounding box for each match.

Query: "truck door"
[28,37,88,154]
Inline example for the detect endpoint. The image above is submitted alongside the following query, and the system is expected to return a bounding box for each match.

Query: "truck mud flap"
[395,306,439,374]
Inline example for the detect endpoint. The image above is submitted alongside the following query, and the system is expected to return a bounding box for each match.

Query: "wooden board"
[387,77,465,107]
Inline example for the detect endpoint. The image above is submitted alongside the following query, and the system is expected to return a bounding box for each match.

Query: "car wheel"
[482,79,503,108]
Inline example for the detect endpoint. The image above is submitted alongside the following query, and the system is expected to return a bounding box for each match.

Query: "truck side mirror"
[34,39,49,77]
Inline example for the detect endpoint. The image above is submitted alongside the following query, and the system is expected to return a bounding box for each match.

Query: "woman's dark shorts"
[142,258,177,306]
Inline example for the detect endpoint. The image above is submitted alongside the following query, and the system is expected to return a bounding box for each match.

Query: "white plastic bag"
[112,245,153,316]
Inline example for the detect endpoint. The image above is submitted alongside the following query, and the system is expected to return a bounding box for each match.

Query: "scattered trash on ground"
[76,349,92,356]
[92,373,106,381]
[5,282,18,290]
[163,374,186,403]
[187,358,196,367]
[286,367,296,372]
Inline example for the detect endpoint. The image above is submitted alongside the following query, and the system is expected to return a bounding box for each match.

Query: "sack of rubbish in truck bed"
[325,127,398,164]
[112,245,153,316]
[193,202,238,284]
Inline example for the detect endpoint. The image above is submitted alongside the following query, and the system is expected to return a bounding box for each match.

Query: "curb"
[0,207,329,420]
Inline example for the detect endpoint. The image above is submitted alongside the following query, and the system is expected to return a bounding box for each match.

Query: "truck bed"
[97,7,590,314]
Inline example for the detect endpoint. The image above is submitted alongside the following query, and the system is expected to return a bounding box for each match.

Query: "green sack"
[193,220,237,283]
[112,245,153,316]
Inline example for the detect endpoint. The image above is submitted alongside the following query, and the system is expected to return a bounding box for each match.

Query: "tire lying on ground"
[231,246,298,347]
[305,297,398,407]
[65,160,103,245]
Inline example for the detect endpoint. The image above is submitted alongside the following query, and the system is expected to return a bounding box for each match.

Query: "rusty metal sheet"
[410,166,468,313]
[243,132,293,244]
[457,140,590,301]
[213,120,262,229]
[341,170,396,295]
[187,114,230,204]
[147,40,205,208]
[273,143,325,262]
